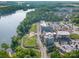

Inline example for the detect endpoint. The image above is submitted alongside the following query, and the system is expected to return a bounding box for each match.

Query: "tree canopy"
[0,50,9,58]
[1,43,9,50]
[12,46,40,58]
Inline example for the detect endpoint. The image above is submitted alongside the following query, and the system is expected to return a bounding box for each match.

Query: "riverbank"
[0,9,35,48]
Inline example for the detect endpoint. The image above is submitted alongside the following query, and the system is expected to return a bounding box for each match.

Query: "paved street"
[36,23,48,58]
[21,37,25,49]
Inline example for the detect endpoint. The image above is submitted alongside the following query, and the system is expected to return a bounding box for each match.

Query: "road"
[21,37,25,49]
[36,23,48,58]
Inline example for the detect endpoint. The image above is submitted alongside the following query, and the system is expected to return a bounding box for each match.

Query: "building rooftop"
[57,31,70,35]
[44,32,54,39]
[40,21,47,27]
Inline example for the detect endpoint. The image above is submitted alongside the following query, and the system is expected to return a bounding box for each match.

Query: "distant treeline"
[0,1,79,16]
[0,5,33,16]
[0,6,17,16]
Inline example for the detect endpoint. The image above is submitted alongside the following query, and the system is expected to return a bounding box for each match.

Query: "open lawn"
[75,24,79,27]
[23,35,37,47]
[70,34,79,39]
[29,24,37,32]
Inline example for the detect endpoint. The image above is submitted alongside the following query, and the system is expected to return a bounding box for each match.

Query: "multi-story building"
[56,31,71,45]
[40,21,54,50]
[44,32,54,47]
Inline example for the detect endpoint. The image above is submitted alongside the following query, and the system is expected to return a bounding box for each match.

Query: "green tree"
[51,51,61,58]
[15,46,28,58]
[11,36,21,50]
[50,47,61,58]
[0,50,9,58]
[1,43,9,50]
[63,50,79,58]
[14,46,40,58]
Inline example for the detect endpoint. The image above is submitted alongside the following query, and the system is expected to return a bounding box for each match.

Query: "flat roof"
[40,21,47,27]
[57,31,70,35]
[44,32,54,39]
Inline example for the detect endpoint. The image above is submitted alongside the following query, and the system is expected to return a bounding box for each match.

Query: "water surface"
[0,9,34,47]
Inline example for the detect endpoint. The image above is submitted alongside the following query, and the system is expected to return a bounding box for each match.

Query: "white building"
[40,21,53,32]
[57,31,70,36]
[43,32,54,46]
[40,21,47,27]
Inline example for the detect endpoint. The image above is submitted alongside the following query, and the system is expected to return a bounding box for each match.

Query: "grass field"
[23,35,37,47]
[29,24,37,32]
[70,34,79,39]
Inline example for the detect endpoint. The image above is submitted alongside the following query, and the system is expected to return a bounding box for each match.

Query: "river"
[0,9,35,47]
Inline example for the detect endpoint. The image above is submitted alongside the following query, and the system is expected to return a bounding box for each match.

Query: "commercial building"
[56,31,71,45]
[44,32,54,46]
